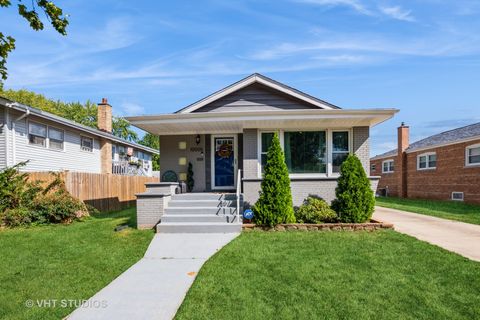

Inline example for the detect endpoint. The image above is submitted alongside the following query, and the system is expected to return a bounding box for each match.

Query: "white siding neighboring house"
[0,97,158,176]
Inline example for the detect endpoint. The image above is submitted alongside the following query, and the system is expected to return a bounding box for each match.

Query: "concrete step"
[165,207,237,215]
[168,200,236,208]
[172,193,239,201]
[156,222,242,233]
[161,214,238,223]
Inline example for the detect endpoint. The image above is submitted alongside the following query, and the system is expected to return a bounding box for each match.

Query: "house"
[370,122,480,204]
[127,73,397,208]
[0,97,158,176]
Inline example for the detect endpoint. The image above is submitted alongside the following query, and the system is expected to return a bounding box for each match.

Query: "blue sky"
[2,0,480,156]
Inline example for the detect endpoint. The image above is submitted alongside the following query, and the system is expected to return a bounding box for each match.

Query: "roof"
[175,73,341,113]
[372,122,480,160]
[0,97,159,155]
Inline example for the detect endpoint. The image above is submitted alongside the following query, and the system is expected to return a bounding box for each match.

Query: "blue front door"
[214,137,235,189]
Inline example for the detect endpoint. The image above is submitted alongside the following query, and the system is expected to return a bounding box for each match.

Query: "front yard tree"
[253,132,295,226]
[1,0,69,82]
[332,154,375,223]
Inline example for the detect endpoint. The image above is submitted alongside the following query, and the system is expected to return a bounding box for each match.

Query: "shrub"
[253,132,295,226]
[331,154,375,223]
[295,196,337,223]
[0,164,91,227]
[187,162,194,192]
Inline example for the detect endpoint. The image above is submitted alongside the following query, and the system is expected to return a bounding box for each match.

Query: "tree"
[138,133,160,170]
[112,117,138,142]
[253,132,295,226]
[1,0,69,82]
[331,154,375,223]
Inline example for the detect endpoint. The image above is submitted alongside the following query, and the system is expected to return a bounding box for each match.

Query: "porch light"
[195,134,201,145]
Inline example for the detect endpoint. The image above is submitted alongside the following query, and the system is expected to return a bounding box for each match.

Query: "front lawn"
[376,197,480,225]
[0,208,154,320]
[176,231,480,320]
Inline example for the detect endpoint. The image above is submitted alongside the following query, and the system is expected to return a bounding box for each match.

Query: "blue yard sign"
[243,209,254,220]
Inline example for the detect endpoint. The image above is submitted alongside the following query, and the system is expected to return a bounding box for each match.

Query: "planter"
[242,220,393,232]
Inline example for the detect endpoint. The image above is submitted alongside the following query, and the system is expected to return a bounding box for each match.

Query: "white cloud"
[294,0,371,15]
[120,102,145,116]
[379,6,415,22]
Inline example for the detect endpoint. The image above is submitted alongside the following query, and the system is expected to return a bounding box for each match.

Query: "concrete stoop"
[156,193,242,233]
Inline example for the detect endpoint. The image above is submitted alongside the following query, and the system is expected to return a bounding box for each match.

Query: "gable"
[193,83,321,113]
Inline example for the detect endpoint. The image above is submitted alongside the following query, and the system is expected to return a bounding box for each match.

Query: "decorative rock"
[297,225,308,231]
[286,225,298,231]
[276,225,286,231]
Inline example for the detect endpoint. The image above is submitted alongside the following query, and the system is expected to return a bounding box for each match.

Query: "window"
[452,192,464,201]
[118,145,126,159]
[81,136,93,152]
[332,131,350,173]
[417,152,437,170]
[466,144,480,166]
[382,160,394,173]
[48,127,64,150]
[260,132,275,172]
[28,122,47,147]
[284,131,327,174]
[371,164,376,172]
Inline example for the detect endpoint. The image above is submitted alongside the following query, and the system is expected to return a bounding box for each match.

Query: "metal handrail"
[236,169,242,224]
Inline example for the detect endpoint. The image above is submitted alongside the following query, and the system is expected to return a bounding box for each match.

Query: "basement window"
[451,192,464,201]
[382,160,394,173]
[417,152,437,170]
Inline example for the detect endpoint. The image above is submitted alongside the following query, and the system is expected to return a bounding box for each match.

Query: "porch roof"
[126,109,398,135]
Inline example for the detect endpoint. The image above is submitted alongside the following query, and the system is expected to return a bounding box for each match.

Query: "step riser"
[172,194,239,201]
[168,200,236,208]
[165,208,237,215]
[157,224,242,233]
[161,215,237,223]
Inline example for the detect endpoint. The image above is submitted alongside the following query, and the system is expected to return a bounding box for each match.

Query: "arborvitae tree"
[186,162,194,192]
[253,133,295,226]
[331,154,375,223]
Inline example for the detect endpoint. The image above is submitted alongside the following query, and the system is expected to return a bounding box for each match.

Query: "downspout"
[6,103,30,166]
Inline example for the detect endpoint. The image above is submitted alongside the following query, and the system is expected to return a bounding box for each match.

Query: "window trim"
[465,144,480,167]
[28,121,47,148]
[47,126,65,151]
[80,135,94,153]
[417,152,437,170]
[256,128,352,178]
[382,159,394,173]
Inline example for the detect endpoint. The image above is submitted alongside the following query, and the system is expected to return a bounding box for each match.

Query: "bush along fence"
[251,134,382,230]
[27,171,158,212]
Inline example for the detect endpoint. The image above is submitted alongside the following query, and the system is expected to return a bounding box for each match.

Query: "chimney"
[98,98,113,174]
[97,98,112,133]
[397,122,409,198]
[398,122,409,153]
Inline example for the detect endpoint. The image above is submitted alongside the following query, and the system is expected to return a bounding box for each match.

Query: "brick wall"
[370,155,400,197]
[406,139,480,204]
[371,139,480,204]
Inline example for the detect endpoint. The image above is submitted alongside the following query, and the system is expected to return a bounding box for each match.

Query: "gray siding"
[353,126,370,176]
[0,106,6,169]
[9,110,102,172]
[242,129,258,179]
[193,83,319,113]
[159,134,206,192]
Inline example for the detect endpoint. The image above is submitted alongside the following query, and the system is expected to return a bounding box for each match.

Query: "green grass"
[0,208,154,320]
[176,231,480,320]
[376,197,480,225]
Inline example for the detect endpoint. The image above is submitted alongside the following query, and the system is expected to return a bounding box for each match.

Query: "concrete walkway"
[68,233,239,320]
[374,206,480,262]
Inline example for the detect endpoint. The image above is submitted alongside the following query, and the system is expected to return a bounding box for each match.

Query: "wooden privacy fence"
[27,172,158,212]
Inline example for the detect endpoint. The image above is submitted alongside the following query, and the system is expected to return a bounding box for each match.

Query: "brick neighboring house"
[370,122,480,204]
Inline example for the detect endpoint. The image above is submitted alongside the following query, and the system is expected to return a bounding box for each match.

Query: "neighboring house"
[370,122,480,204]
[127,73,397,206]
[0,97,158,176]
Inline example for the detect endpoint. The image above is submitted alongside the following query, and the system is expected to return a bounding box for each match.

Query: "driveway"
[68,233,239,320]
[374,206,480,262]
